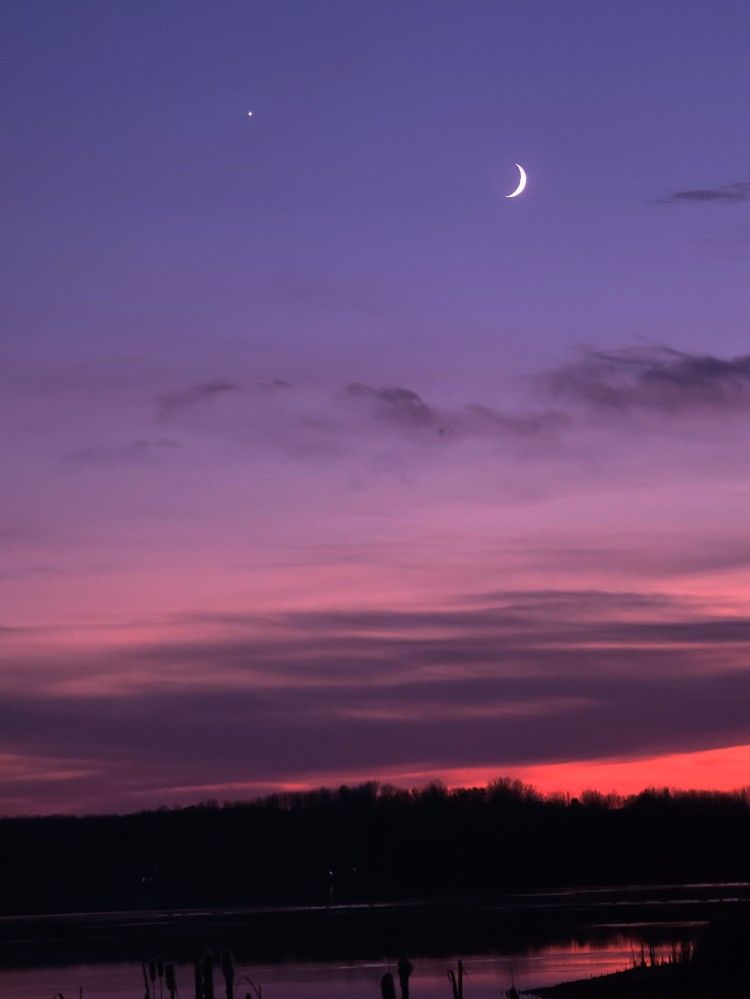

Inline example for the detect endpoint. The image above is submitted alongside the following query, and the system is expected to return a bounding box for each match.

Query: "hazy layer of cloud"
[659,181,750,205]
[548,346,750,412]
[3,589,750,812]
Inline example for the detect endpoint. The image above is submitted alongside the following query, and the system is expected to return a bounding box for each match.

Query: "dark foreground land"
[3,781,750,917]
[530,915,750,999]
[4,781,750,989]
[532,960,746,999]
[532,964,724,999]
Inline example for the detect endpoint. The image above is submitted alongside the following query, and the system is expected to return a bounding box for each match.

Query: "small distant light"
[247,111,253,117]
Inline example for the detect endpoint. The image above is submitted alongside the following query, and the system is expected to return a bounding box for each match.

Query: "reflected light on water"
[0,937,678,999]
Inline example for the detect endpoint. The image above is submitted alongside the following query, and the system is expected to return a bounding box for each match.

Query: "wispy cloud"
[346,383,437,427]
[547,346,750,412]
[66,439,181,464]
[256,379,292,392]
[658,181,750,205]
[157,380,242,419]
[344,382,565,440]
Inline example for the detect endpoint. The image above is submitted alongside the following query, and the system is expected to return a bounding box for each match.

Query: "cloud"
[461,404,568,436]
[659,181,750,205]
[547,346,750,412]
[66,439,181,464]
[256,379,292,392]
[157,379,242,419]
[344,382,565,439]
[346,383,437,426]
[5,587,750,811]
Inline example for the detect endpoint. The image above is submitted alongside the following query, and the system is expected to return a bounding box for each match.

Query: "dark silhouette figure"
[398,956,413,999]
[381,971,397,999]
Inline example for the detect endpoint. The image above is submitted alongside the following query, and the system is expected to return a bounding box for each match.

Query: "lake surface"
[0,935,686,999]
[2,882,737,999]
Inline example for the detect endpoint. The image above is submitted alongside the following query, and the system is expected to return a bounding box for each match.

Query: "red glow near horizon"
[144,743,750,809]
[444,744,750,798]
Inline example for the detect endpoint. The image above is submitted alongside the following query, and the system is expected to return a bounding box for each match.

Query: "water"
[2,880,731,998]
[0,935,681,999]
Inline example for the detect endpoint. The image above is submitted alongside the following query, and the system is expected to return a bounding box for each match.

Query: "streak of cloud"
[345,383,437,427]
[547,346,750,412]
[658,181,750,204]
[344,382,566,440]
[157,380,243,419]
[3,588,750,812]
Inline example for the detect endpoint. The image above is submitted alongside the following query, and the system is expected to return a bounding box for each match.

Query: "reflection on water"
[0,936,682,999]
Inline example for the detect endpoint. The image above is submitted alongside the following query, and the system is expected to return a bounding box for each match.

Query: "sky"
[2,0,750,815]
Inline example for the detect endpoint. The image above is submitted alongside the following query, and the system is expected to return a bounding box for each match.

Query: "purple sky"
[3,1,750,814]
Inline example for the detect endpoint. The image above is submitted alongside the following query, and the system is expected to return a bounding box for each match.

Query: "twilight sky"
[3,1,750,814]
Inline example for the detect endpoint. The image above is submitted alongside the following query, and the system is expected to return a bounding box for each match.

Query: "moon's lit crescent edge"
[505,163,527,199]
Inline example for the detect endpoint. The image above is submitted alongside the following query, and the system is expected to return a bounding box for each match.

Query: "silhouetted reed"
[380,971,396,999]
[146,956,167,999]
[221,949,235,999]
[446,959,465,999]
[239,977,263,999]
[192,951,217,999]
[203,952,215,999]
[140,954,169,999]
[142,958,152,999]
[165,961,177,999]
[397,956,413,999]
[182,956,247,999]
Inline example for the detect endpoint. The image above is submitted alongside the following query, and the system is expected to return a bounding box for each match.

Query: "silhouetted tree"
[3,782,750,915]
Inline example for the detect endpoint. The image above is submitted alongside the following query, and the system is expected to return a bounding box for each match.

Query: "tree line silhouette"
[2,779,750,915]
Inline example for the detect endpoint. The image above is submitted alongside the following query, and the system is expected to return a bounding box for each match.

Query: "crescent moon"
[505,163,527,199]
